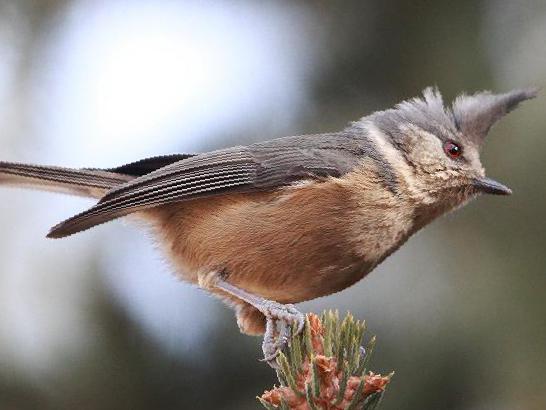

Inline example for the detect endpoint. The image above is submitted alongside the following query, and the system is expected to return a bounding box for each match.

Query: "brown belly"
[144,180,374,303]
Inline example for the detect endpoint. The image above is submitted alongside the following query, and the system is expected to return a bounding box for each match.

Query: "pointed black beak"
[473,177,512,195]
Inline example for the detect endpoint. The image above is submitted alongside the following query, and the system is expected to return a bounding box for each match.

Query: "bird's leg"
[199,271,305,366]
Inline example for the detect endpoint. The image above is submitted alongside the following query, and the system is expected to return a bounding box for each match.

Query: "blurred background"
[0,0,545,409]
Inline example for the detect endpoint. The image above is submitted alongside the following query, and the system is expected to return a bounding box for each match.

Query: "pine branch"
[258,311,393,410]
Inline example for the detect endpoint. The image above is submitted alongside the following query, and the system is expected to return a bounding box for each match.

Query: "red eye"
[443,141,462,159]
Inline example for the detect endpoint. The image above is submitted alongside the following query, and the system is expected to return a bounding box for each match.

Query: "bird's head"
[367,87,537,210]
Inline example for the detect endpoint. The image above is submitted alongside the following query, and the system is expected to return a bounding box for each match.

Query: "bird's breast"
[146,173,415,303]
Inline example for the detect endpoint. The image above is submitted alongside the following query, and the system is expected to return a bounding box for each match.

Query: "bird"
[0,87,536,363]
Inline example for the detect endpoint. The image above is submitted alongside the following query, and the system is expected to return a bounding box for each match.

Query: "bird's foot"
[201,271,305,368]
[260,301,305,367]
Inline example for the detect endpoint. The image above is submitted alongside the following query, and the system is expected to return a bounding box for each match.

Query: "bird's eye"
[443,140,462,159]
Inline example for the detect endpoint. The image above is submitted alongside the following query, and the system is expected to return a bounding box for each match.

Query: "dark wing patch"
[101,154,196,177]
[48,133,367,238]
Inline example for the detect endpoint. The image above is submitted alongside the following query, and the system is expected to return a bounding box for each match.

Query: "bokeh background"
[0,1,545,409]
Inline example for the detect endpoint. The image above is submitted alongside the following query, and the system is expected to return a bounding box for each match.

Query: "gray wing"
[48,133,368,238]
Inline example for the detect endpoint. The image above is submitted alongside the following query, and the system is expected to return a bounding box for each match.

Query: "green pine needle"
[258,310,392,410]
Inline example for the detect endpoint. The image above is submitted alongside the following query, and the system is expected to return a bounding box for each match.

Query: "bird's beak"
[473,177,512,195]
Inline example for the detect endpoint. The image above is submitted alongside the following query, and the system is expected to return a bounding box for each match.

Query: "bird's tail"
[0,161,134,199]
[0,154,194,199]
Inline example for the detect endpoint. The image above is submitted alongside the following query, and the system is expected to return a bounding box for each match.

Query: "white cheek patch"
[365,123,435,203]
[366,123,414,175]
[400,124,447,170]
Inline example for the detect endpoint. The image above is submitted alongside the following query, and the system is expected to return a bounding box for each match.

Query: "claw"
[261,323,288,366]
[259,303,305,367]
[206,272,305,367]
[261,319,279,364]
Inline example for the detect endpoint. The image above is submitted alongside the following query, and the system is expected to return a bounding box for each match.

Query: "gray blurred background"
[0,1,545,409]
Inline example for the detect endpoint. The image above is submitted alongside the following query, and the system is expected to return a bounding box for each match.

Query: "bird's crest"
[369,86,538,145]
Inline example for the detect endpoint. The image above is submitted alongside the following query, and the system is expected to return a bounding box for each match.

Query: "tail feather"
[0,154,195,236]
[0,155,194,199]
[0,161,133,198]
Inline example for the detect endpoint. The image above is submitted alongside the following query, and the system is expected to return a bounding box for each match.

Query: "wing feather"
[48,133,368,237]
